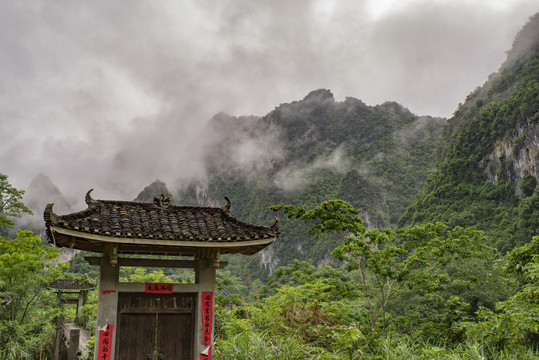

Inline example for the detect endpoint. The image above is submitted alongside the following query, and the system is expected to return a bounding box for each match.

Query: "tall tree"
[0,230,60,359]
[0,173,32,231]
[272,200,501,344]
[466,235,539,353]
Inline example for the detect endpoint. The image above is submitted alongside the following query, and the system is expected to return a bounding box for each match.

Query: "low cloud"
[0,0,537,204]
[273,145,350,192]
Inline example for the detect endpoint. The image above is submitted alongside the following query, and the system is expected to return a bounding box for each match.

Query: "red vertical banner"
[201,291,214,346]
[97,324,113,360]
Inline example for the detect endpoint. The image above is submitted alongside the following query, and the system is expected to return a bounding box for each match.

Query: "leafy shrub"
[520,174,538,197]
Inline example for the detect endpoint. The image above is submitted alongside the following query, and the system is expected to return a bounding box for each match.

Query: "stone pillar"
[54,316,63,360]
[68,328,80,360]
[75,291,84,322]
[195,259,216,360]
[94,254,119,360]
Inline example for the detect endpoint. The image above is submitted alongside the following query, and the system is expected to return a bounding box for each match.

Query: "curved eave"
[48,226,276,256]
[46,285,96,291]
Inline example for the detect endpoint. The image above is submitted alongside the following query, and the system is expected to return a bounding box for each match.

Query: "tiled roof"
[44,190,281,256]
[48,279,96,291]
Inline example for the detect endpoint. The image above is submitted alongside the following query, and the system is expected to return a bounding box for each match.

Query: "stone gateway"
[44,190,280,360]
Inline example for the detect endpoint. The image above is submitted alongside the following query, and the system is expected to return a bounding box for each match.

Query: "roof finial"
[44,203,59,223]
[271,217,282,235]
[153,194,171,209]
[85,189,95,205]
[223,197,231,212]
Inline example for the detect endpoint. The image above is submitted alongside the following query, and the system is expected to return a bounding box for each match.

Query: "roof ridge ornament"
[44,203,60,224]
[85,189,96,205]
[222,197,231,212]
[271,216,282,235]
[153,194,171,209]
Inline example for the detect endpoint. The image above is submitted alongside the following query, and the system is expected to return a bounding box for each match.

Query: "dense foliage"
[0,175,98,360]
[0,230,61,359]
[214,200,536,359]
[0,173,32,234]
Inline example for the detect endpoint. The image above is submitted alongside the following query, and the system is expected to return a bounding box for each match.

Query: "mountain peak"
[302,89,334,103]
[210,112,233,122]
[134,179,174,203]
[504,12,539,67]
[376,101,412,116]
[26,173,71,213]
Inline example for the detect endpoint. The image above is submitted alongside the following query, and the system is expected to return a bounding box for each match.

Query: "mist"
[272,145,351,192]
[1,0,537,207]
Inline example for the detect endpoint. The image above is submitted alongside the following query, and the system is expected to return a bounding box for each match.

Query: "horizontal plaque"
[145,282,174,294]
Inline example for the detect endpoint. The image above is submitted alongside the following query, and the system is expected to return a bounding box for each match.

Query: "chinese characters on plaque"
[97,324,113,360]
[145,282,174,294]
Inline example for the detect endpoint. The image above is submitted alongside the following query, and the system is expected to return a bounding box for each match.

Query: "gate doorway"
[116,293,195,360]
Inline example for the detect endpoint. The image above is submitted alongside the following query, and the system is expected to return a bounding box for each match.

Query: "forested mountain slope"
[148,90,446,274]
[400,13,539,251]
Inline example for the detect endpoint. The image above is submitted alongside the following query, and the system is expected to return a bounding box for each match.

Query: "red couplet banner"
[97,324,113,360]
[201,291,214,346]
[145,282,174,294]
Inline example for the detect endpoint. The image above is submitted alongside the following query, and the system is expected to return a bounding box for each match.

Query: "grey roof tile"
[44,190,281,246]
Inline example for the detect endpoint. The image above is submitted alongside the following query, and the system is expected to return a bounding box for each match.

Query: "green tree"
[261,259,317,297]
[465,235,539,354]
[120,267,173,283]
[0,230,61,359]
[216,267,360,359]
[272,200,499,346]
[520,174,537,197]
[0,230,59,323]
[0,174,32,231]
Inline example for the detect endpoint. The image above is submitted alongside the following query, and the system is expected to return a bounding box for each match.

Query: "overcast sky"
[1,0,538,205]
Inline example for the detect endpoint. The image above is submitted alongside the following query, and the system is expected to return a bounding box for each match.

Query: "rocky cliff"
[483,118,539,195]
[401,13,539,250]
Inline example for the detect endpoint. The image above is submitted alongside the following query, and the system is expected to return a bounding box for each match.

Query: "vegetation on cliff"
[400,13,539,251]
[172,89,445,278]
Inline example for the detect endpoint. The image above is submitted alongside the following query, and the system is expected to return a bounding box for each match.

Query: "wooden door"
[118,313,156,359]
[117,293,195,360]
[155,313,193,359]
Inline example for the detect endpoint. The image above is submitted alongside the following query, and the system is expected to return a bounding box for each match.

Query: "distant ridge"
[136,89,445,277]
